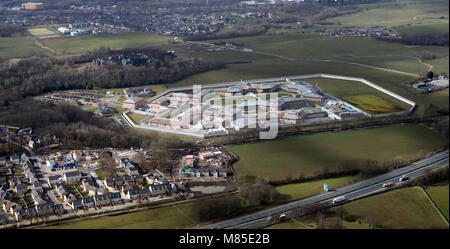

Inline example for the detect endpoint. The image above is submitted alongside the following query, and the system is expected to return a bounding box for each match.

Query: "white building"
[57,27,70,34]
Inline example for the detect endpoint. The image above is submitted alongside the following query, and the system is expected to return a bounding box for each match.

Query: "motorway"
[201,150,449,229]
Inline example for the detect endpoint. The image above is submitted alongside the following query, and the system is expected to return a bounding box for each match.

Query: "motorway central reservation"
[122,74,416,138]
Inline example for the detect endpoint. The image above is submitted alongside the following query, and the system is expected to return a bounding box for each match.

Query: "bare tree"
[132,151,146,168]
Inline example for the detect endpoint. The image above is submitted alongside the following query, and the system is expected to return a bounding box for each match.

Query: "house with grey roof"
[97,187,109,195]
[104,178,115,189]
[24,169,37,184]
[33,182,43,193]
[210,168,218,178]
[82,178,96,192]
[31,189,47,205]
[2,200,21,214]
[149,184,167,196]
[47,175,61,186]
[166,183,176,193]
[219,168,227,177]
[56,184,68,197]
[87,185,98,196]
[9,202,22,214]
[127,166,139,176]
[15,207,36,221]
[114,177,125,187]
[10,155,20,164]
[63,171,81,184]
[35,203,54,216]
[82,197,95,209]
[127,189,140,200]
[108,192,122,205]
[134,174,144,184]
[64,193,76,203]
[54,204,64,215]
[15,184,28,194]
[0,189,11,204]
[70,200,83,210]
[121,183,133,193]
[140,188,151,199]
[94,194,111,207]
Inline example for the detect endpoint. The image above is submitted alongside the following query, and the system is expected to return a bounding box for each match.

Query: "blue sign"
[323,184,328,192]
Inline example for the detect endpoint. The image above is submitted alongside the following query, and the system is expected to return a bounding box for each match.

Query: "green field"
[328,186,448,228]
[42,32,172,54]
[170,33,448,113]
[127,113,146,124]
[332,55,429,75]
[208,35,422,61]
[343,94,404,114]
[300,77,378,99]
[226,124,447,181]
[324,0,449,29]
[276,175,360,201]
[425,56,450,75]
[265,218,312,229]
[0,36,52,58]
[27,28,57,36]
[424,180,449,221]
[5,28,445,114]
[268,186,448,229]
[43,202,200,229]
[94,169,105,180]
[301,77,410,111]
[395,22,449,35]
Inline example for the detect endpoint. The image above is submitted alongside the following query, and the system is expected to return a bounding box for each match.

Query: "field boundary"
[421,186,449,225]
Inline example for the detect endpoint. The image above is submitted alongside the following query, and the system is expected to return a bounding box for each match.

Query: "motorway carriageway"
[201,150,449,229]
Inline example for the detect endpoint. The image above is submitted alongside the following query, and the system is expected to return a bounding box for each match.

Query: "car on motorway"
[279,214,286,220]
[331,196,346,204]
[399,175,409,182]
[382,181,394,188]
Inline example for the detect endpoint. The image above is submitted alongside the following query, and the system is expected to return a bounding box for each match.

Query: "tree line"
[183,24,267,41]
[191,181,280,222]
[377,32,449,46]
[0,47,224,106]
[0,99,184,151]
[0,24,26,37]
